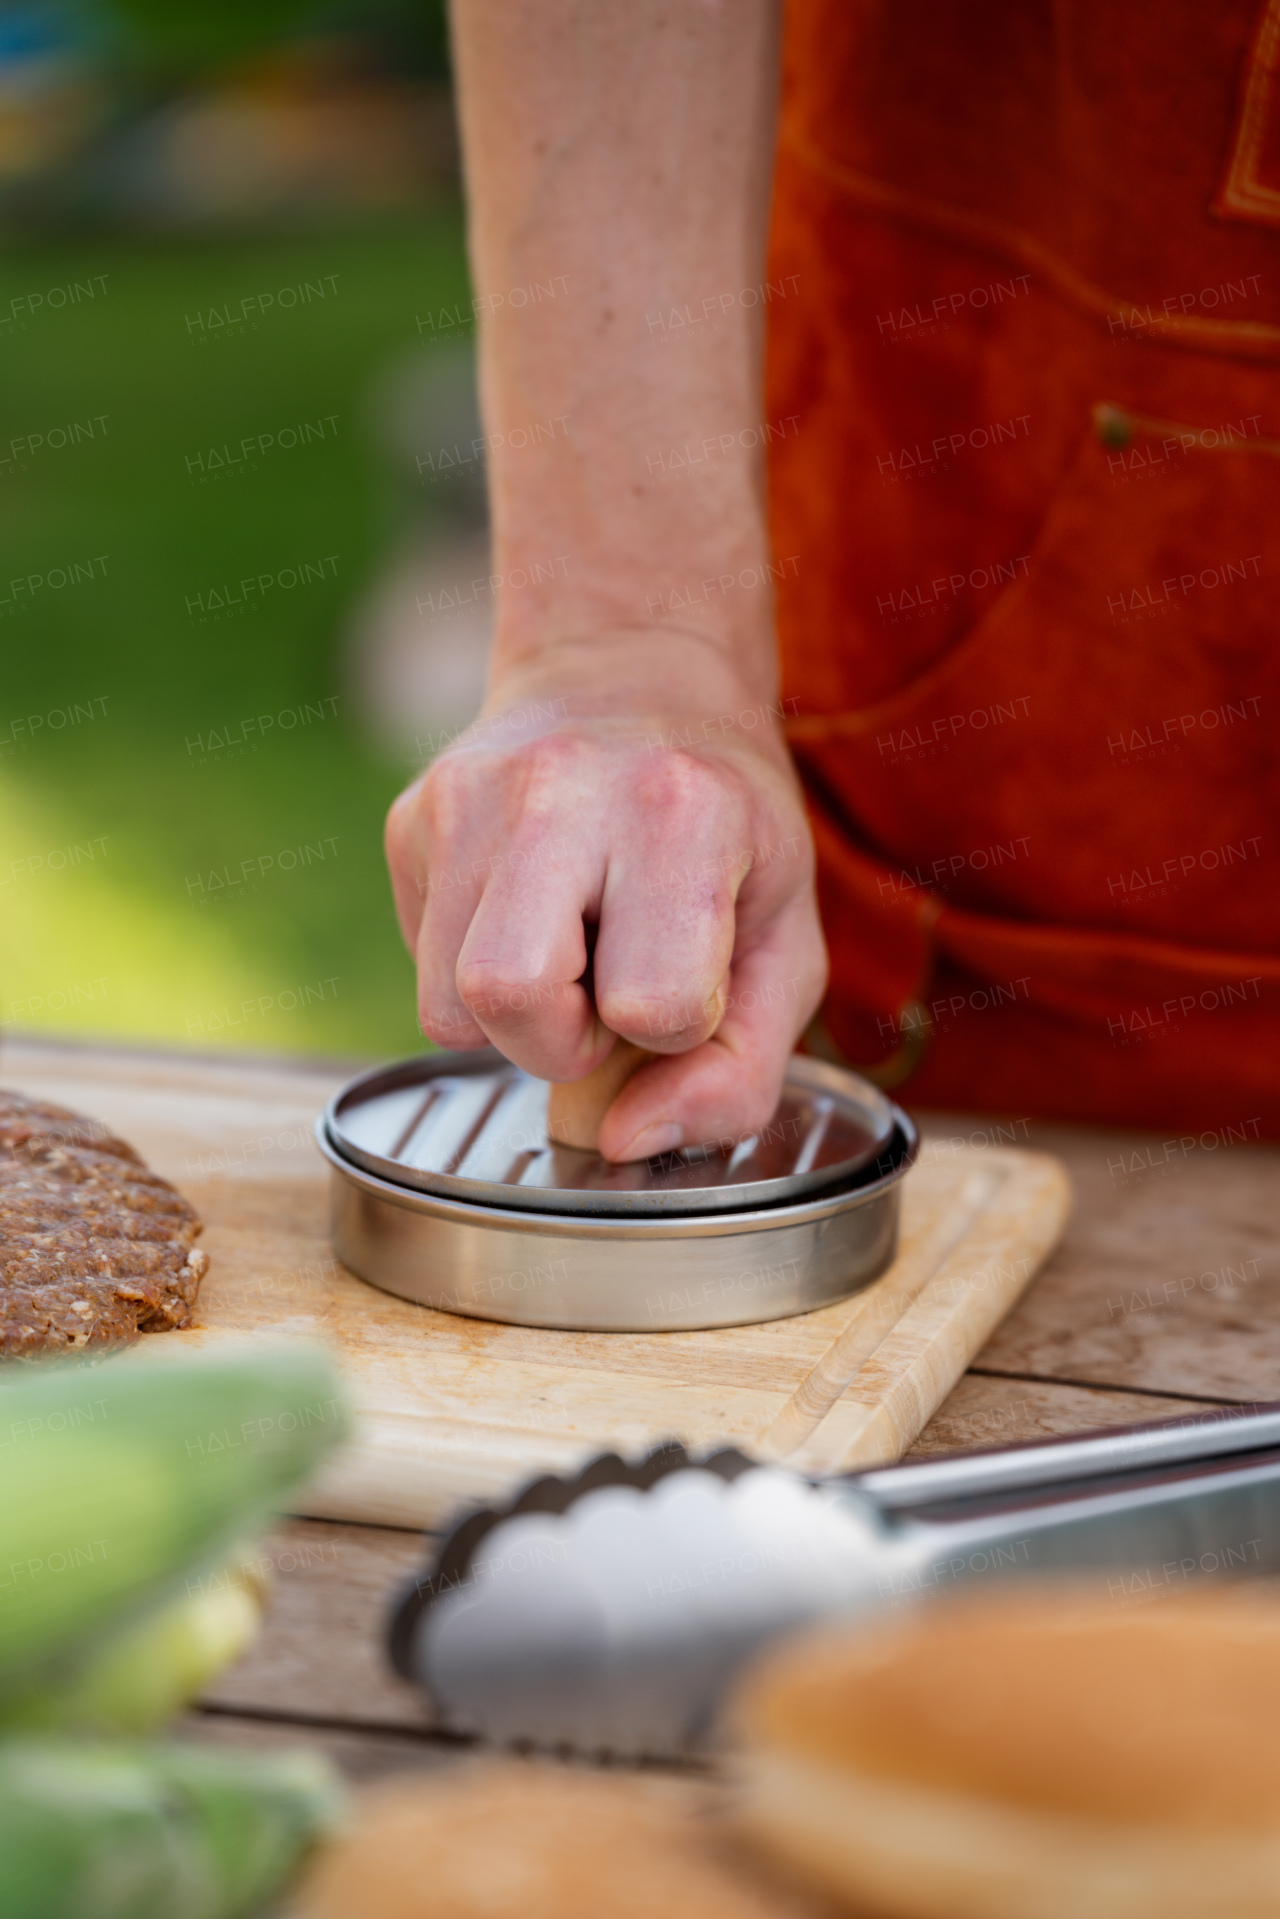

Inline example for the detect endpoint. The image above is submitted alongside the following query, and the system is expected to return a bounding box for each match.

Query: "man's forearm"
[451,0,782,693]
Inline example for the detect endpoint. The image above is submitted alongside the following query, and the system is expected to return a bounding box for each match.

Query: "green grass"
[0,213,471,1058]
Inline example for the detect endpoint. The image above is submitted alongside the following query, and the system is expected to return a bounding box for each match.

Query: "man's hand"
[387,0,810,1155]
[386,634,826,1162]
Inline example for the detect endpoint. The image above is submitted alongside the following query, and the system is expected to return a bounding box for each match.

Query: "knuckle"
[598,988,716,1048]
[456,962,555,1023]
[415,753,478,842]
[637,748,736,820]
[510,732,595,813]
[418,1003,482,1046]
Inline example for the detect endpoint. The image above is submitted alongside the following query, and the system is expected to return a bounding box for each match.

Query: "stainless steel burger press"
[315,1048,918,1331]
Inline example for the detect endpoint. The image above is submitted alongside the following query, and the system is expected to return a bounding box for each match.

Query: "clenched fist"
[385,636,827,1162]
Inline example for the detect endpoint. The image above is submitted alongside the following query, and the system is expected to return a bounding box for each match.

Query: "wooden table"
[7,1039,1278,1783]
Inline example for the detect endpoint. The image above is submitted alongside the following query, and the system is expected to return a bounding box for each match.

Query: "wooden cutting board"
[3,1040,1071,1530]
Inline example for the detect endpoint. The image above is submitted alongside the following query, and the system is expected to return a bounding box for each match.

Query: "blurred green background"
[1,0,480,1059]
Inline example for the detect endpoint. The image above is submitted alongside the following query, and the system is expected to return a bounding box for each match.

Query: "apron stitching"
[1095,400,1280,458]
[780,125,1280,361]
[1214,0,1280,224]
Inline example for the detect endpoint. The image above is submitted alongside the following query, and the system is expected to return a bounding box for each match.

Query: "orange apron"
[767,0,1280,1134]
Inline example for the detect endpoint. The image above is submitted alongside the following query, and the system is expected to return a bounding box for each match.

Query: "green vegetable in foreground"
[0,1737,344,1919]
[0,1342,349,1701]
[2,1573,262,1735]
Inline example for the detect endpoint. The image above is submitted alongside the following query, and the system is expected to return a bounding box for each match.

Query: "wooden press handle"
[546,1038,655,1155]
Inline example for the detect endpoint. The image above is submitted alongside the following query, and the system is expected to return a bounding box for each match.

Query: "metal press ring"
[315,1105,918,1333]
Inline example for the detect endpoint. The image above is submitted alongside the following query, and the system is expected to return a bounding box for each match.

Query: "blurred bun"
[731,1587,1280,1918]
[292,1759,810,1919]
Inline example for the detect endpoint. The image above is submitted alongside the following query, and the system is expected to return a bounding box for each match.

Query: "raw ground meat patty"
[0,1089,208,1357]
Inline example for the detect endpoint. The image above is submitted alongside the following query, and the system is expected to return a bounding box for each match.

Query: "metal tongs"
[390,1401,1280,1758]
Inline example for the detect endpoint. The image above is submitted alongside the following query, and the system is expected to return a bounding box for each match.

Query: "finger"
[454,833,612,1080]
[386,763,493,1046]
[416,867,490,1047]
[384,775,431,952]
[593,763,745,1054]
[597,889,827,1161]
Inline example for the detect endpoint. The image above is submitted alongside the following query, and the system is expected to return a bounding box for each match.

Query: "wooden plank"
[959,1114,1280,1401]
[904,1370,1212,1456]
[1,1041,1072,1529]
[196,1519,432,1731]
[174,1708,470,1783]
[0,1039,350,1184]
